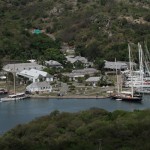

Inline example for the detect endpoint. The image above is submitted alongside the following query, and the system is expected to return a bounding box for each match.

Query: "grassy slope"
[0,0,150,61]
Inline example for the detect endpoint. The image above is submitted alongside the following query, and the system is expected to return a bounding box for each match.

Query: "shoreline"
[30,95,110,99]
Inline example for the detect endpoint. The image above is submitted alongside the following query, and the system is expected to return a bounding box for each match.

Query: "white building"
[62,68,99,81]
[62,73,85,81]
[86,77,101,82]
[26,81,52,93]
[17,69,53,83]
[85,77,101,86]
[45,60,63,68]
[3,62,45,73]
[104,61,128,71]
[72,68,98,75]
[27,59,36,63]
[66,56,93,67]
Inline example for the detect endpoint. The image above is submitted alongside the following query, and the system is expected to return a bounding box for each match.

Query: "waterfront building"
[62,68,99,81]
[17,69,53,83]
[72,68,98,75]
[85,77,101,86]
[26,81,52,93]
[104,60,128,71]
[3,62,45,73]
[62,73,85,81]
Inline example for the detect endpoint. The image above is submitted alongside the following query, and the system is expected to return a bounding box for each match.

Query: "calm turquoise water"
[0,95,150,134]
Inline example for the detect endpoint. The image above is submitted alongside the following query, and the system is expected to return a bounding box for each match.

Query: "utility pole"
[98,139,102,150]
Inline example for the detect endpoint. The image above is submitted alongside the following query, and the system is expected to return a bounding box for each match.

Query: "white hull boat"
[0,93,29,102]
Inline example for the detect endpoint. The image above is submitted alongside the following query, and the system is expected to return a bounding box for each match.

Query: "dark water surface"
[0,95,150,134]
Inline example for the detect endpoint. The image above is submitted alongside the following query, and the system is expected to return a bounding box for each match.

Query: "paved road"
[59,82,68,95]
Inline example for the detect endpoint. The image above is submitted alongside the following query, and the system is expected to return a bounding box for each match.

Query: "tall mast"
[128,44,133,97]
[13,64,16,95]
[144,43,150,73]
[138,43,141,71]
[138,43,143,90]
[115,58,120,94]
[141,45,143,90]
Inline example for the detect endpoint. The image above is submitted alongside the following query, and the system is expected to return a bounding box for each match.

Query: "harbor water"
[0,95,150,134]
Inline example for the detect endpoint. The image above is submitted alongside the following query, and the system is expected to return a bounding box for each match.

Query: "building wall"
[26,82,52,93]
[46,77,53,82]
[29,86,52,93]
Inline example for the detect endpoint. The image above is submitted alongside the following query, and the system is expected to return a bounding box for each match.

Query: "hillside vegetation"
[0,108,150,150]
[0,0,150,62]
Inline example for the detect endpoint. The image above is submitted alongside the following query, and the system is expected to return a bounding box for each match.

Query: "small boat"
[0,93,29,102]
[116,98,122,101]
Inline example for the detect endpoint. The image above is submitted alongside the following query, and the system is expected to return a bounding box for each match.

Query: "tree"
[29,34,61,59]
[94,58,105,71]
[44,48,66,64]
[144,14,150,22]
[74,61,84,69]
[77,77,84,83]
[61,76,69,83]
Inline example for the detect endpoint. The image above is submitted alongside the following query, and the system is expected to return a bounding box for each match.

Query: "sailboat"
[134,43,150,94]
[111,44,142,102]
[125,43,150,89]
[0,65,29,102]
[112,58,122,101]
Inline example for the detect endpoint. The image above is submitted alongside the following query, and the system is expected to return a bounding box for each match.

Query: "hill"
[0,108,150,150]
[0,0,150,62]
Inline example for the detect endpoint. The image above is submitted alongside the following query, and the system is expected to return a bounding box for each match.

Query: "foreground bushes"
[0,109,150,150]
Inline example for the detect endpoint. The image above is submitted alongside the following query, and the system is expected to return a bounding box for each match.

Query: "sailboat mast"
[138,43,143,90]
[128,44,133,97]
[141,46,143,90]
[138,43,141,71]
[144,42,150,75]
[13,64,16,95]
[144,43,150,74]
[115,58,120,94]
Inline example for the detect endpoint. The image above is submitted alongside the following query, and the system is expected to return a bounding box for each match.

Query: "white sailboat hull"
[125,81,150,88]
[1,97,26,102]
[0,93,29,102]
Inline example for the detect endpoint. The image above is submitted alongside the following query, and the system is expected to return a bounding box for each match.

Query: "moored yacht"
[111,44,143,102]
[111,91,142,102]
[0,93,29,102]
[124,80,150,88]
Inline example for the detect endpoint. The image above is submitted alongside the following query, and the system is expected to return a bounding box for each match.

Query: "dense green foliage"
[0,0,150,62]
[0,109,150,150]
